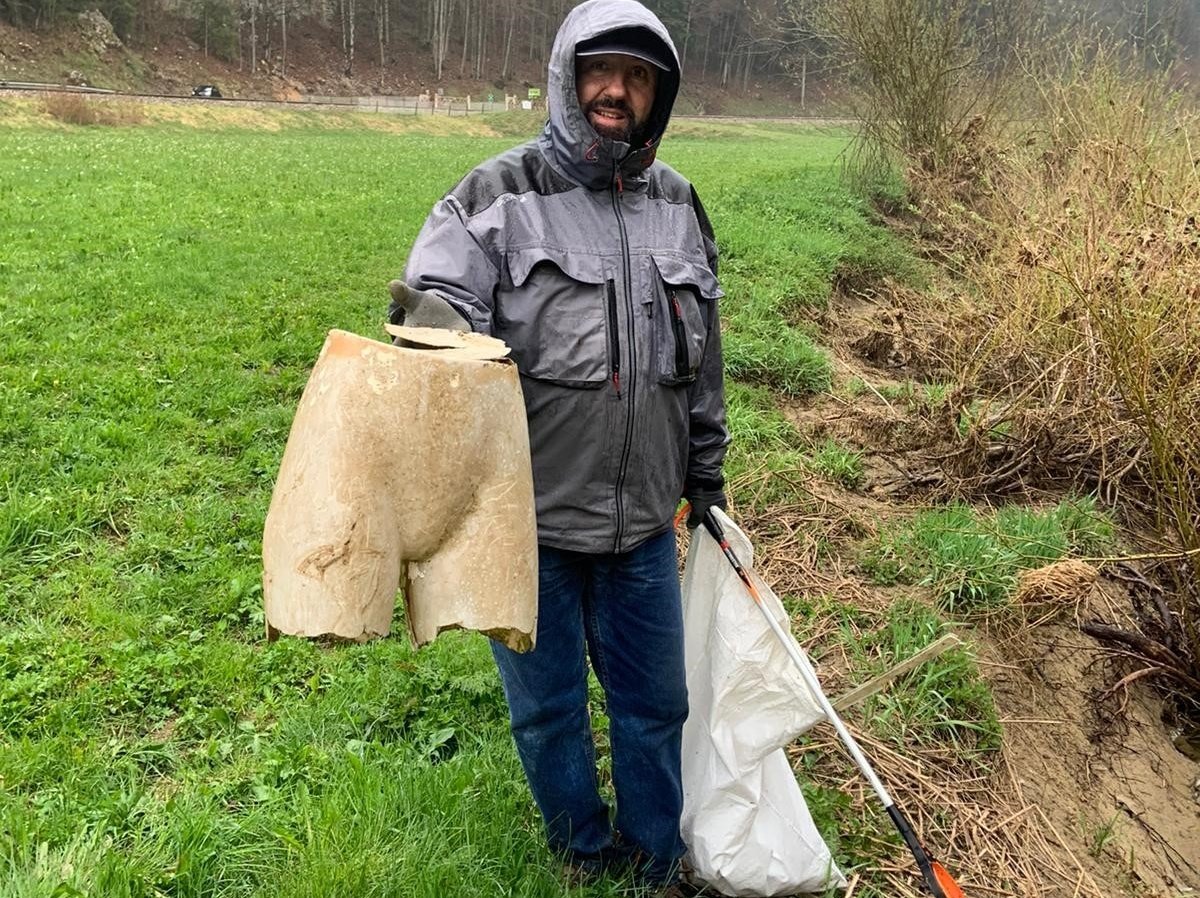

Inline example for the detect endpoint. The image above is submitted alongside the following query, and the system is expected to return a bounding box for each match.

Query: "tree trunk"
[459,0,470,76]
[681,0,692,74]
[376,0,384,86]
[473,0,485,79]
[281,0,288,77]
[261,0,272,71]
[431,0,450,80]
[341,0,355,75]
[720,20,730,87]
[541,4,548,69]
[249,0,258,75]
[800,55,807,111]
[438,0,445,79]
[341,0,348,74]
[501,8,514,80]
[348,0,355,76]
[720,9,739,88]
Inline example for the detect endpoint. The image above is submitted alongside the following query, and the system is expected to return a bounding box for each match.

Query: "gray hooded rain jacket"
[402,0,728,554]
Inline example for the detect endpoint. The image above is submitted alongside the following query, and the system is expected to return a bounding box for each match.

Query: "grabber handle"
[886,806,964,898]
[700,507,725,544]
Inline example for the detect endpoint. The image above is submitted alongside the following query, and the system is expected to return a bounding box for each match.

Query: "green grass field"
[1,110,921,897]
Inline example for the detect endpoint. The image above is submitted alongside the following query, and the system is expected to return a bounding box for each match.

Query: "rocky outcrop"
[77,9,122,54]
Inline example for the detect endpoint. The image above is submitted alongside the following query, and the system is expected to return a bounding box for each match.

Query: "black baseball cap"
[576,26,673,71]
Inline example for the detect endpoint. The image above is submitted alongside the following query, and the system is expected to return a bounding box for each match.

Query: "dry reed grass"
[1014,559,1099,622]
[43,93,146,126]
[729,465,877,598]
[793,726,1109,898]
[715,477,1120,895]
[911,47,1200,704]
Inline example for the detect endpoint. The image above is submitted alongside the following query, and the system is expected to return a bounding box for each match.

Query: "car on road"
[192,84,222,99]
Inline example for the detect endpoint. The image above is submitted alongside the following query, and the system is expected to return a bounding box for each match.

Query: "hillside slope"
[0,12,819,115]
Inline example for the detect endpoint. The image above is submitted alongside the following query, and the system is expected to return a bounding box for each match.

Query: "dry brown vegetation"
[883,49,1200,711]
[819,0,1200,772]
[42,92,145,125]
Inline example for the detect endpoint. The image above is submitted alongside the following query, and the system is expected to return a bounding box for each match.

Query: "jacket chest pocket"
[496,249,609,389]
[649,255,715,387]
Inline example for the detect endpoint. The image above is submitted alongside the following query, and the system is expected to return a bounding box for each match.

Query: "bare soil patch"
[979,615,1200,895]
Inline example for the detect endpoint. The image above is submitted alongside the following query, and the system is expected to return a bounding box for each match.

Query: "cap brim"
[576,45,671,71]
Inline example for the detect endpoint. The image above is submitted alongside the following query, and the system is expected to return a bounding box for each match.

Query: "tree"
[814,0,1034,171]
[191,0,238,60]
[339,0,355,75]
[430,0,451,80]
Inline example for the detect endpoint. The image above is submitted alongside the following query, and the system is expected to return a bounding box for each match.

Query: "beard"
[584,96,644,143]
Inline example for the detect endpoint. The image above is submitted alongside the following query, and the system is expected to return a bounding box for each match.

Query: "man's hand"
[686,488,727,530]
[387,280,471,332]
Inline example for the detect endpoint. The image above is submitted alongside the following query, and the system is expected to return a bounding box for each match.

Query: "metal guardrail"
[0,82,512,115]
[300,94,529,115]
[0,81,849,123]
[0,80,116,94]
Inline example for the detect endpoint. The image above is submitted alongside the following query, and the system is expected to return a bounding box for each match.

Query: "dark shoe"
[562,858,603,886]
[561,841,633,886]
[650,882,703,898]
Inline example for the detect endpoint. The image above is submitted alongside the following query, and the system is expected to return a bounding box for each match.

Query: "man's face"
[575,52,658,143]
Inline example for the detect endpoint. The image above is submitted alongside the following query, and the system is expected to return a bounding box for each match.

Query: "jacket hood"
[538,0,680,189]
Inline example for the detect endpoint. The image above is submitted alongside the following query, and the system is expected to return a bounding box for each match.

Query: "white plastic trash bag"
[680,508,845,896]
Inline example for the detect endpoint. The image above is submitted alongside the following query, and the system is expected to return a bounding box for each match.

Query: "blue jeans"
[490,528,688,884]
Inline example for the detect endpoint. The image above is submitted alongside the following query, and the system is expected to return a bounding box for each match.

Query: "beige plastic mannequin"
[262,327,537,651]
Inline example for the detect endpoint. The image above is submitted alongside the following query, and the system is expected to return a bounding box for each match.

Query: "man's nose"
[603,73,629,99]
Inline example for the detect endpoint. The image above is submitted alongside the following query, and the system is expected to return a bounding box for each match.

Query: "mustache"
[586,96,635,117]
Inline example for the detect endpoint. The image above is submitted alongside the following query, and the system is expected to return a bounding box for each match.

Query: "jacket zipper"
[669,290,689,379]
[606,280,621,396]
[610,170,636,552]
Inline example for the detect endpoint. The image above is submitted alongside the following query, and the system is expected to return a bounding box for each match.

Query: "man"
[390,0,727,891]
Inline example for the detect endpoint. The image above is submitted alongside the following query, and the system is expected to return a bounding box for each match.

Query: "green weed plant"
[808,439,865,489]
[862,498,1114,612]
[850,599,999,753]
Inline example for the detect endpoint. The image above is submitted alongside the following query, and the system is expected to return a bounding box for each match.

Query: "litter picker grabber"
[700,508,966,898]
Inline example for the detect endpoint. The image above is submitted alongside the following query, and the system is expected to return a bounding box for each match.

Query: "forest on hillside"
[2,0,1198,91]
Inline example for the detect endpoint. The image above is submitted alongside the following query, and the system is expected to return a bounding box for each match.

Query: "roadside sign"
[527,88,541,99]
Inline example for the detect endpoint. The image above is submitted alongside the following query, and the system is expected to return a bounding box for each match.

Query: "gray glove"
[686,488,728,530]
[387,280,471,332]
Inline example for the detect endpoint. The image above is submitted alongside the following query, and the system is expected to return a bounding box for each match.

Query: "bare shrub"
[43,93,98,124]
[822,0,1031,187]
[43,93,145,126]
